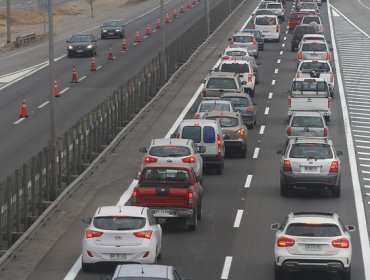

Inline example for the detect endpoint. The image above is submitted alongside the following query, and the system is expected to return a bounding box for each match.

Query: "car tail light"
[329,161,339,173]
[276,24,279,32]
[246,107,254,112]
[217,134,222,160]
[324,127,328,137]
[332,238,349,248]
[328,97,331,108]
[288,96,292,107]
[144,156,157,163]
[326,52,331,60]
[235,128,246,135]
[131,188,138,205]
[194,113,201,119]
[283,160,292,171]
[330,73,334,83]
[182,156,196,163]
[248,74,253,83]
[296,72,301,78]
[134,230,153,239]
[222,55,230,60]
[278,236,295,247]
[287,127,292,136]
[188,191,194,208]
[253,38,257,46]
[202,90,206,97]
[298,52,303,59]
[85,229,103,239]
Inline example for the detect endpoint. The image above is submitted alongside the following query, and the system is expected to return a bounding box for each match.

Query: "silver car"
[266,2,285,21]
[297,40,332,66]
[278,138,342,197]
[272,212,354,280]
[301,15,324,33]
[231,32,259,58]
[286,112,328,143]
[139,138,204,182]
[194,100,234,119]
[110,264,187,280]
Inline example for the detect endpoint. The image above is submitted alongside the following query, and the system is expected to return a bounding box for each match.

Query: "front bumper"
[281,172,340,188]
[68,49,93,56]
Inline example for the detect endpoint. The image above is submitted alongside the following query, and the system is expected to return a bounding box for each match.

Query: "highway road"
[0,0,369,279]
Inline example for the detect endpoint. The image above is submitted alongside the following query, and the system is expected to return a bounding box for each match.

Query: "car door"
[192,142,203,176]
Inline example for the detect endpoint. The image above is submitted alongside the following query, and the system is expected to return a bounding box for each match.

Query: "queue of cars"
[79,1,355,279]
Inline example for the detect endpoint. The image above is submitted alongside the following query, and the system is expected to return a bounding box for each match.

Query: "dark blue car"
[243,29,264,51]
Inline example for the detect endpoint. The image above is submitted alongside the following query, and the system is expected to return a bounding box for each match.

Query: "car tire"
[81,260,94,272]
[342,267,351,280]
[280,179,289,197]
[197,203,202,220]
[188,209,198,231]
[157,251,162,260]
[274,265,283,280]
[332,184,341,197]
[255,53,258,59]
[216,164,222,175]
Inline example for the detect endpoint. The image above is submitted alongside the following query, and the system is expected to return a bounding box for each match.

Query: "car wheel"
[197,203,202,220]
[250,88,255,98]
[332,184,341,197]
[188,209,198,231]
[274,265,284,280]
[280,179,289,197]
[157,251,162,260]
[342,267,351,280]
[276,37,280,43]
[81,260,94,272]
[240,146,247,158]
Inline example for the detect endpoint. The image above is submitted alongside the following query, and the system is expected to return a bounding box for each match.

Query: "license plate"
[77,50,83,53]
[303,166,319,173]
[305,244,321,251]
[303,132,314,136]
[154,209,173,215]
[110,253,127,259]
[109,33,114,35]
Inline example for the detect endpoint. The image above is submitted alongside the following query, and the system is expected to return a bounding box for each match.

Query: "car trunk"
[290,158,331,175]
[291,126,324,137]
[136,185,190,208]
[93,229,144,246]
[287,236,340,256]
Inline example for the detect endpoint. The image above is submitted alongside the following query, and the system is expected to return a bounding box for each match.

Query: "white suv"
[271,212,355,280]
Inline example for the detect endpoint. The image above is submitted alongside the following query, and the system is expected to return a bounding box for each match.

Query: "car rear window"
[200,102,231,112]
[221,63,250,73]
[207,116,239,128]
[301,3,316,9]
[207,77,237,89]
[203,126,216,143]
[292,80,327,91]
[289,144,333,159]
[292,116,324,127]
[255,16,277,25]
[141,168,190,183]
[225,50,248,57]
[267,3,282,8]
[182,126,201,143]
[222,96,250,107]
[286,223,341,237]
[93,216,146,230]
[233,35,253,43]
[256,10,274,16]
[302,17,320,24]
[294,26,316,35]
[300,61,330,72]
[302,43,327,52]
[149,146,191,157]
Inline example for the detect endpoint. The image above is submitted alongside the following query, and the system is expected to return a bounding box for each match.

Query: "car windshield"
[93,216,145,231]
[233,35,253,43]
[267,3,282,8]
[199,102,231,112]
[291,116,324,127]
[255,16,277,25]
[300,61,330,72]
[141,168,190,184]
[225,50,248,56]
[302,43,327,52]
[207,116,239,128]
[102,21,120,27]
[292,80,327,91]
[289,144,333,159]
[302,17,320,24]
[149,146,191,157]
[207,78,237,89]
[221,63,250,73]
[286,223,341,237]
[70,35,91,43]
[222,96,250,107]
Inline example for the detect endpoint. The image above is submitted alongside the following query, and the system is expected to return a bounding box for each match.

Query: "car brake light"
[324,127,328,137]
[329,161,339,173]
[298,52,303,59]
[328,97,331,108]
[248,74,253,83]
[131,188,138,205]
[188,191,194,208]
[217,134,222,160]
[246,107,254,112]
[144,156,157,163]
[330,73,334,83]
[194,113,201,119]
[332,238,349,248]
[182,156,196,163]
[288,96,292,107]
[229,38,234,45]
[287,127,292,136]
[252,38,257,46]
[223,55,230,60]
[283,160,292,171]
[134,230,153,239]
[85,229,103,239]
[235,128,246,135]
[326,52,331,60]
[278,236,295,247]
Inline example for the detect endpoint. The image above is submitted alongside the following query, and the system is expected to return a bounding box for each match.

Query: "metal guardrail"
[0,0,245,268]
[15,33,36,47]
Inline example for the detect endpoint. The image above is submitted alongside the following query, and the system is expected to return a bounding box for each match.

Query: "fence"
[0,0,244,255]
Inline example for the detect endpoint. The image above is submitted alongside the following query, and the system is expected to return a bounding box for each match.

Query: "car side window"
[147,210,156,226]
[173,270,182,280]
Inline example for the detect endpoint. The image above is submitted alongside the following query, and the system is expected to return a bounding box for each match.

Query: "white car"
[222,46,250,60]
[230,31,258,57]
[81,206,162,271]
[194,100,234,119]
[298,33,327,50]
[272,212,354,280]
[253,15,280,42]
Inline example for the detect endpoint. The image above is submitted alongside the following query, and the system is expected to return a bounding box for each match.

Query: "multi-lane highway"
[0,0,370,279]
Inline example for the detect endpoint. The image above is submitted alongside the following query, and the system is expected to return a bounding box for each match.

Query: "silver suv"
[278,138,343,197]
[231,32,259,58]
[297,41,332,66]
[202,71,243,99]
[272,212,355,280]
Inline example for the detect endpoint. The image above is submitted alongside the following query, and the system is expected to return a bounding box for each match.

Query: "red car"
[288,12,309,32]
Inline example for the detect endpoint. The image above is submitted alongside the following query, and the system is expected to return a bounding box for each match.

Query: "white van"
[175,119,225,174]
[253,15,280,42]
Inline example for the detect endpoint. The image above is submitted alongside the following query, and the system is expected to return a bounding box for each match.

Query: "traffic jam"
[79,0,356,279]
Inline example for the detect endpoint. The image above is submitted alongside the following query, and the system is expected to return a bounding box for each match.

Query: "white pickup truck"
[287,78,332,121]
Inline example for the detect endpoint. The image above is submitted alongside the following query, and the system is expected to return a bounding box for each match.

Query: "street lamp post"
[160,0,167,82]
[205,0,210,36]
[6,0,10,43]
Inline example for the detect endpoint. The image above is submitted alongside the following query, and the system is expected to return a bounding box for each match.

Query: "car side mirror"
[228,38,232,41]
[100,25,103,28]
[336,151,343,156]
[271,223,280,230]
[201,79,206,84]
[197,146,207,153]
[139,147,147,153]
[257,61,262,65]
[277,150,283,155]
[66,40,70,43]
[170,133,177,138]
[82,217,92,224]
[347,225,355,232]
[156,218,166,225]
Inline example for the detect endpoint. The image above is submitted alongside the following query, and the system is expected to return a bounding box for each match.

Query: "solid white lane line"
[272,80,276,85]
[233,210,244,228]
[265,107,270,115]
[63,258,81,280]
[13,118,25,125]
[78,76,86,82]
[268,92,273,99]
[38,101,49,108]
[221,256,233,279]
[244,175,253,188]
[253,148,260,159]
[59,87,69,95]
[274,69,279,74]
[259,125,265,135]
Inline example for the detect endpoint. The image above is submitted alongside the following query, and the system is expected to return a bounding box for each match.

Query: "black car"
[67,34,97,57]
[100,20,125,39]
[290,24,317,51]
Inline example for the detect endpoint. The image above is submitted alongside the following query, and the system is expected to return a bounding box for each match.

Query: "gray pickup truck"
[287,78,332,121]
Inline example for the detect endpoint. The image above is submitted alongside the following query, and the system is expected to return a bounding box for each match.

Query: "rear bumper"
[288,109,331,116]
[224,140,245,150]
[281,260,347,272]
[281,172,340,187]
[262,32,280,40]
[152,207,193,218]
[201,154,223,166]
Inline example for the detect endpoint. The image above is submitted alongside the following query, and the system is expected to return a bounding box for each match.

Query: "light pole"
[6,0,10,43]
[160,0,167,82]
[205,0,210,36]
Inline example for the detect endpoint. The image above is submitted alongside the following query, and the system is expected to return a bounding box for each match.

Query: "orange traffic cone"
[108,46,113,60]
[187,2,191,10]
[20,97,28,118]
[180,5,185,13]
[71,65,78,83]
[91,56,97,71]
[156,18,161,29]
[121,38,128,51]
[54,80,60,97]
[173,9,177,18]
[146,24,152,36]
[165,13,170,23]
[135,31,141,42]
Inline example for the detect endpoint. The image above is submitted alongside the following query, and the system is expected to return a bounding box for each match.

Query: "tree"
[86,0,95,18]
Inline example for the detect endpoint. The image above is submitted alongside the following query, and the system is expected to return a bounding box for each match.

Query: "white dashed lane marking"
[38,101,49,108]
[221,256,233,279]
[253,148,260,159]
[244,175,253,188]
[268,92,273,99]
[264,107,270,115]
[259,125,265,135]
[233,210,244,228]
